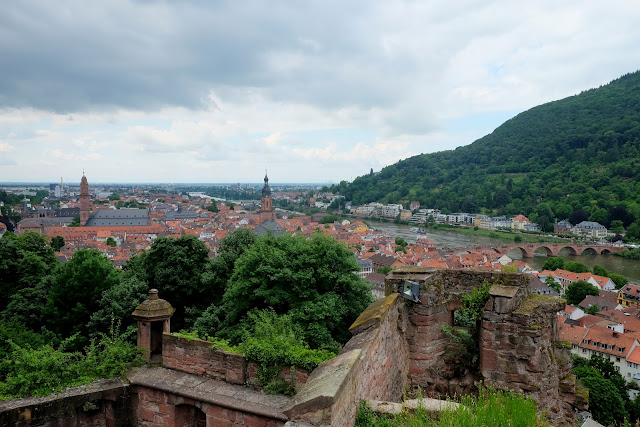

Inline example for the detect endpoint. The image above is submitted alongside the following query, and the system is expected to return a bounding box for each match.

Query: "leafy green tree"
[611,219,625,234]
[563,261,590,273]
[565,280,599,305]
[593,264,610,278]
[44,249,120,347]
[50,236,65,251]
[206,203,218,213]
[626,222,640,241]
[69,216,80,227]
[609,273,628,289]
[545,276,562,294]
[217,233,373,351]
[105,237,117,247]
[140,235,213,330]
[376,266,392,275]
[108,193,120,201]
[585,304,600,315]
[580,375,627,425]
[542,256,564,271]
[0,232,56,311]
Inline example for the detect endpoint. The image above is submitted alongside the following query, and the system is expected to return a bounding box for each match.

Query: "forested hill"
[332,71,640,230]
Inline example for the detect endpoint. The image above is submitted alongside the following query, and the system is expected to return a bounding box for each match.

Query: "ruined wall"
[386,268,521,396]
[131,385,283,427]
[285,293,409,427]
[386,267,579,425]
[0,379,130,427]
[162,333,310,390]
[481,292,579,425]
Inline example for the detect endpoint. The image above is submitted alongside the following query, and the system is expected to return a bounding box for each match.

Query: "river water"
[365,219,640,282]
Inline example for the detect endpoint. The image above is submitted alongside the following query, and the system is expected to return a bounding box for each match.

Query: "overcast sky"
[1,1,639,184]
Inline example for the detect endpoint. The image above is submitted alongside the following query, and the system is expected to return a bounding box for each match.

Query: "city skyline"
[1,1,640,183]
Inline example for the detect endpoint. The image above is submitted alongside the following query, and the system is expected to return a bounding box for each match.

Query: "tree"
[569,209,589,225]
[108,193,121,201]
[565,280,599,305]
[50,236,65,251]
[0,232,56,311]
[206,203,219,213]
[140,235,212,330]
[593,264,610,278]
[545,276,562,295]
[580,375,628,425]
[44,249,120,347]
[216,233,374,351]
[609,273,628,289]
[610,219,625,234]
[563,261,590,273]
[542,256,564,271]
[105,237,117,247]
[69,216,81,227]
[585,304,600,315]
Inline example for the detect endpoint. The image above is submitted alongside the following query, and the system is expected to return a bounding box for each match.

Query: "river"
[365,219,640,282]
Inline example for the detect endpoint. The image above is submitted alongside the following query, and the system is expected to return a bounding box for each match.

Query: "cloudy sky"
[1,1,639,184]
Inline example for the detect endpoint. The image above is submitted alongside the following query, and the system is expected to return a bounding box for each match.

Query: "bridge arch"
[557,246,579,256]
[600,248,612,255]
[531,245,553,257]
[578,247,598,256]
[507,246,532,258]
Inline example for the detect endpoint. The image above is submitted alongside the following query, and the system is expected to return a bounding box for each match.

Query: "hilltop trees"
[565,280,599,305]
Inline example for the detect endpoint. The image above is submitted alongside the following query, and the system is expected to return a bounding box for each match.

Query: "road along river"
[365,219,640,282]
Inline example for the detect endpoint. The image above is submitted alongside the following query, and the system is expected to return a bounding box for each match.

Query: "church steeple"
[79,172,90,226]
[259,171,275,220]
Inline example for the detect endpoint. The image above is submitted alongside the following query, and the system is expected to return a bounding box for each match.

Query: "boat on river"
[410,227,427,234]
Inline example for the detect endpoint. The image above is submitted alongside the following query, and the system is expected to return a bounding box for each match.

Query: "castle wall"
[0,379,130,427]
[162,333,310,390]
[131,385,283,427]
[285,293,409,426]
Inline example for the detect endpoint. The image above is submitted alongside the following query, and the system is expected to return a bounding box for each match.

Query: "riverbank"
[418,224,568,244]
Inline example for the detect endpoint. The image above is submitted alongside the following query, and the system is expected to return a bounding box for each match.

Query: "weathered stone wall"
[162,333,310,390]
[387,268,526,396]
[386,267,579,425]
[480,292,578,425]
[131,385,284,426]
[285,293,409,427]
[163,333,246,385]
[0,379,131,427]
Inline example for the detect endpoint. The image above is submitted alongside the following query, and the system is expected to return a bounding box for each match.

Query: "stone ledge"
[284,350,361,418]
[127,366,291,421]
[349,293,399,335]
[368,398,460,415]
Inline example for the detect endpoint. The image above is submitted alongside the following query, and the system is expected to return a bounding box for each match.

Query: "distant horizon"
[0,181,330,187]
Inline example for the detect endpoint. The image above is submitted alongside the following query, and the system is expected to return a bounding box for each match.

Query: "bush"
[0,321,142,399]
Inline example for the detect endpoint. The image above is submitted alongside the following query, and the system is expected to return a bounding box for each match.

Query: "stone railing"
[162,333,310,390]
[285,293,409,426]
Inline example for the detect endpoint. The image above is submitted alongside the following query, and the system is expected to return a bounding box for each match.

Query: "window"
[617,357,621,363]
[582,349,587,354]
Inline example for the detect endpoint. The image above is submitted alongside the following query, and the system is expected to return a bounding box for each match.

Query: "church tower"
[259,172,275,221]
[79,173,90,226]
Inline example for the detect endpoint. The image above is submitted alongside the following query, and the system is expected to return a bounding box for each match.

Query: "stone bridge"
[450,243,623,258]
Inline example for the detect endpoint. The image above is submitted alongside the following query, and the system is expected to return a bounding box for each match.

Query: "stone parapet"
[0,378,130,427]
[285,293,409,426]
[162,333,310,390]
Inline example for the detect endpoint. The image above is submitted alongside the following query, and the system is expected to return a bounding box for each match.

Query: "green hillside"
[333,71,640,233]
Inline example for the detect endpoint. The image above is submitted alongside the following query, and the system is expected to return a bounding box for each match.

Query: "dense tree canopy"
[565,280,599,305]
[214,233,374,351]
[330,72,640,239]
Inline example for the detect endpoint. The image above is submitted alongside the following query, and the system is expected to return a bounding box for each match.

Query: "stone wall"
[0,379,130,427]
[131,385,283,427]
[480,292,580,425]
[285,293,409,426]
[385,267,579,425]
[163,333,310,390]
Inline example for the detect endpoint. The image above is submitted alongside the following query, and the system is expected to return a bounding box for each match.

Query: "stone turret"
[132,289,175,361]
[259,172,275,221]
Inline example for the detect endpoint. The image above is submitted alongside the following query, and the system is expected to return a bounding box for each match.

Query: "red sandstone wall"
[163,334,309,390]
[286,294,409,427]
[132,385,283,427]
